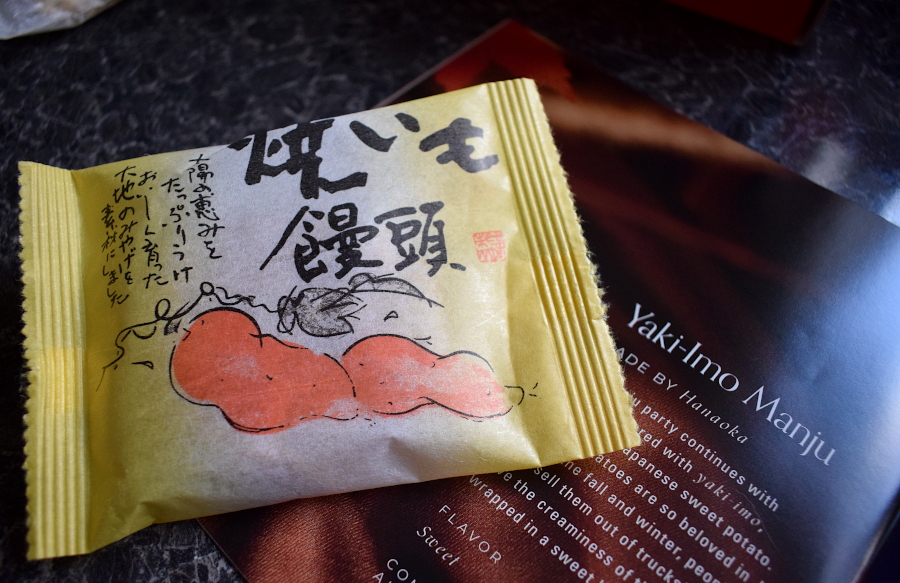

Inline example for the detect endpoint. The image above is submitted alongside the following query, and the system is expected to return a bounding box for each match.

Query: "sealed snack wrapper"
[19,78,639,559]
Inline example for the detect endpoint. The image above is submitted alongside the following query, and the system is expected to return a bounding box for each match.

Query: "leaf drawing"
[277,287,365,337]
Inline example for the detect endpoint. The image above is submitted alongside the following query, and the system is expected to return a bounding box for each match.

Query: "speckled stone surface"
[1,0,898,581]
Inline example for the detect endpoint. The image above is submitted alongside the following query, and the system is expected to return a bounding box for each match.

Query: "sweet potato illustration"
[171,308,355,433]
[169,305,517,431]
[342,335,513,418]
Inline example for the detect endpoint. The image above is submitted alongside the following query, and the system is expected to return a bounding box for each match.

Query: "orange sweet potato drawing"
[171,308,356,433]
[343,335,514,418]
[165,283,523,432]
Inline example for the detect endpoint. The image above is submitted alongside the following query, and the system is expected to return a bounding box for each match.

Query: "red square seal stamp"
[473,230,507,263]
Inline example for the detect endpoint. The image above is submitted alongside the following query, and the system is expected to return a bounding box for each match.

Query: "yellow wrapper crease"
[20,79,639,559]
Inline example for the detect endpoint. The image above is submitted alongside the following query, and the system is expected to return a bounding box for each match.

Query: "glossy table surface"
[0,0,897,581]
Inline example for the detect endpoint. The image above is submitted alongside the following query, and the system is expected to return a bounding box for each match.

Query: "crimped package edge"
[505,80,608,448]
[488,81,592,455]
[19,162,89,559]
[489,79,639,457]
[494,81,597,452]
[512,79,639,452]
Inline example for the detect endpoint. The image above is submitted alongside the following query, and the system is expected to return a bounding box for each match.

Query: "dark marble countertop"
[1,0,898,581]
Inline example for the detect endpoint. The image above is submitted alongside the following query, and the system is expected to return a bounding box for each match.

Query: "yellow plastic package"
[19,79,639,559]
